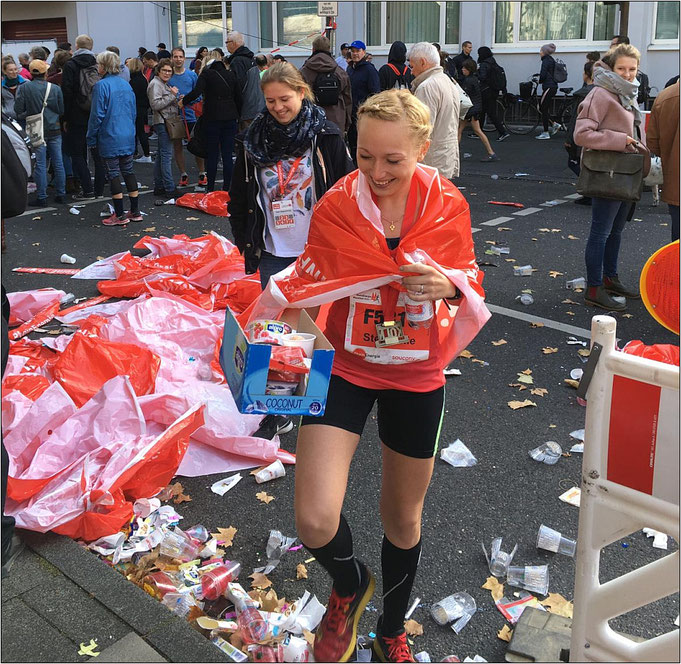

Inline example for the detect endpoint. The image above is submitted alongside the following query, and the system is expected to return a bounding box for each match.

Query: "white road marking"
[487,303,592,339]
[480,216,514,226]
[16,206,56,217]
[563,193,583,200]
[513,207,543,216]
[541,199,568,206]
[471,227,482,233]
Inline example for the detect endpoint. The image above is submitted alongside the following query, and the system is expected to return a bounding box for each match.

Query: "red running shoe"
[101,213,129,226]
[313,561,375,663]
[179,173,189,187]
[198,172,208,187]
[122,211,144,222]
[372,616,416,662]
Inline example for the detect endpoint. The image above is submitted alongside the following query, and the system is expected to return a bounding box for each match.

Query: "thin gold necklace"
[381,215,401,232]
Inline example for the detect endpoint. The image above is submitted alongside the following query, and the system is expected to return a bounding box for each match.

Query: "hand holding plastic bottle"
[399,251,458,301]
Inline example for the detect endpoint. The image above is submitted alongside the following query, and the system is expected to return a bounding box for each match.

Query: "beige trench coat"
[412,66,460,179]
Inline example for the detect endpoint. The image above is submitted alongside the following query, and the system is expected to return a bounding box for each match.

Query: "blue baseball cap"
[350,40,366,50]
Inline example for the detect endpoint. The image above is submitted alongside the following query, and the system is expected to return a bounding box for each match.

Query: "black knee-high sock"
[381,535,422,635]
[303,514,362,597]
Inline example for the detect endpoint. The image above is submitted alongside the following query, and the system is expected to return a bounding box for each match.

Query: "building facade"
[2,1,679,94]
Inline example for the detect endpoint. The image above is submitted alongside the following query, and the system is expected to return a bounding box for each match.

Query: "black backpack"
[489,62,507,92]
[553,59,568,83]
[636,71,651,106]
[77,63,100,112]
[313,71,341,106]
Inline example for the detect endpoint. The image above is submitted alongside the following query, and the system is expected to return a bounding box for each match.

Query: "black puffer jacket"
[182,61,242,122]
[539,54,558,90]
[478,55,499,93]
[228,119,354,273]
[61,51,97,126]
[227,45,255,91]
[378,41,414,91]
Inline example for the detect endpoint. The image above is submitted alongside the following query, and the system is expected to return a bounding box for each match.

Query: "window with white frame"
[259,2,325,50]
[169,2,232,51]
[654,1,680,40]
[494,1,617,44]
[366,2,460,48]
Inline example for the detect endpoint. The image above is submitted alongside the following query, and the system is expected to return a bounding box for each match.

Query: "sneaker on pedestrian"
[497,132,510,142]
[480,153,500,162]
[72,191,96,201]
[314,561,375,663]
[1,535,25,579]
[252,415,294,440]
[584,285,626,311]
[134,154,153,163]
[549,122,560,136]
[178,173,189,187]
[372,615,416,663]
[122,210,144,222]
[536,132,551,140]
[603,275,640,299]
[198,172,208,187]
[100,202,115,217]
[101,213,130,226]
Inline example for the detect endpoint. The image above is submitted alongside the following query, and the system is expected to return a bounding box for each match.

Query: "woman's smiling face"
[613,55,638,82]
[356,115,429,198]
[263,81,304,125]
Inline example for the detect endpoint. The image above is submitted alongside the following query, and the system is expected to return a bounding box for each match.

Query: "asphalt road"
[2,132,678,662]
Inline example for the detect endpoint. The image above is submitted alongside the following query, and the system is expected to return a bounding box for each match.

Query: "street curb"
[20,531,231,663]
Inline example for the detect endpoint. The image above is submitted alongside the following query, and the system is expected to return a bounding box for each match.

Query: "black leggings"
[540,87,557,131]
[135,111,150,157]
[479,89,505,137]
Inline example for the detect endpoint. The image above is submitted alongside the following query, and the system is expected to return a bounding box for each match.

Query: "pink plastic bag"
[7,288,66,325]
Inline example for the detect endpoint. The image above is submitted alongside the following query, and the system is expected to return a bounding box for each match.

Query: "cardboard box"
[220,308,334,416]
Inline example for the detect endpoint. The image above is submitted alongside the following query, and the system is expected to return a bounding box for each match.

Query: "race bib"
[344,289,431,364]
[272,199,295,230]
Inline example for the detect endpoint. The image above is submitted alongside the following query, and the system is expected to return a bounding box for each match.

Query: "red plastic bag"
[53,333,161,407]
[268,346,308,383]
[97,277,149,299]
[211,275,262,312]
[113,253,193,280]
[8,339,60,375]
[2,374,51,401]
[176,191,230,217]
[142,275,213,310]
[621,340,680,366]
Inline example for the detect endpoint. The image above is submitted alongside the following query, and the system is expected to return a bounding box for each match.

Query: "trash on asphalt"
[495,592,545,624]
[463,655,488,662]
[6,287,66,324]
[516,294,534,305]
[202,561,242,600]
[558,486,581,507]
[254,459,286,483]
[570,368,584,381]
[514,173,529,176]
[489,201,524,208]
[490,174,499,180]
[444,367,462,376]
[211,473,243,496]
[489,246,510,255]
[566,337,587,347]
[405,596,421,620]
[536,525,576,556]
[440,439,477,467]
[570,443,584,453]
[642,527,669,550]
[482,537,518,577]
[253,530,298,575]
[528,441,562,464]
[507,565,549,595]
[565,277,586,290]
[415,651,432,662]
[68,206,81,215]
[513,265,533,276]
[60,253,77,264]
[430,591,476,632]
[569,429,585,441]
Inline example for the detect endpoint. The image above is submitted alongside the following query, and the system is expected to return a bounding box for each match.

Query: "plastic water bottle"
[201,560,242,600]
[404,250,434,329]
[227,582,268,643]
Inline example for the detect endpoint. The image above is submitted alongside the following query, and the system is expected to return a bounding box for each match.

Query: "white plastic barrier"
[570,315,679,662]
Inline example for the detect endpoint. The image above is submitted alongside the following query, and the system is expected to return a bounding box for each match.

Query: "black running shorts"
[301,374,445,459]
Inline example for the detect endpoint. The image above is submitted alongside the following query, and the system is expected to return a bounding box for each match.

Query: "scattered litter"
[415,652,432,662]
[542,347,558,354]
[253,530,297,574]
[536,524,576,556]
[186,216,200,221]
[498,625,513,641]
[256,491,275,504]
[405,596,421,620]
[529,441,562,464]
[489,201,523,208]
[481,576,505,602]
[507,564,549,595]
[642,528,668,550]
[570,368,583,381]
[254,459,286,483]
[296,563,308,579]
[569,429,585,441]
[164,198,176,205]
[60,253,77,264]
[431,591,476,633]
[548,270,563,278]
[404,619,424,636]
[32,216,42,220]
[489,246,510,255]
[491,174,499,180]
[491,339,508,346]
[542,200,562,206]
[570,443,584,453]
[514,173,529,177]
[69,207,81,215]
[539,593,574,619]
[559,486,581,507]
[440,439,477,467]
[567,337,587,346]
[675,615,679,627]
[211,473,243,496]
[496,593,543,624]
[463,654,488,662]
[513,265,533,276]
[444,367,462,376]
[482,538,518,577]
[463,152,472,158]
[78,639,100,657]
[566,277,586,290]
[516,293,534,305]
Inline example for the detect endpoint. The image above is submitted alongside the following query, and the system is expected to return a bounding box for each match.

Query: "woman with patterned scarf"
[229,61,353,287]
[574,43,647,312]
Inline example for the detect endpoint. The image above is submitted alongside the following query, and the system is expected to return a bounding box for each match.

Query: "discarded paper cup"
[507,565,549,595]
[513,265,533,276]
[281,332,316,358]
[537,524,576,557]
[60,253,76,264]
[255,459,286,484]
[570,368,584,381]
[528,441,562,465]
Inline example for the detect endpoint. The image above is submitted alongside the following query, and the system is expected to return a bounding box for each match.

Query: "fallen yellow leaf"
[520,369,533,375]
[209,526,237,547]
[548,270,564,278]
[562,299,579,305]
[564,379,580,389]
[577,349,590,357]
[173,491,192,504]
[530,322,544,328]
[622,313,633,318]
[567,235,579,240]
[471,358,487,364]
[551,228,561,232]
[508,399,537,409]
[505,258,517,263]
[540,593,574,618]
[459,350,474,359]
[538,228,550,232]
[517,374,534,385]
[531,387,549,397]
[143,226,156,232]
[482,576,505,601]
[498,625,513,642]
[256,491,275,504]
[296,563,308,580]
[404,619,424,636]
[566,311,576,316]
[249,572,272,589]
[491,339,508,346]
[542,347,558,354]
[185,216,200,221]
